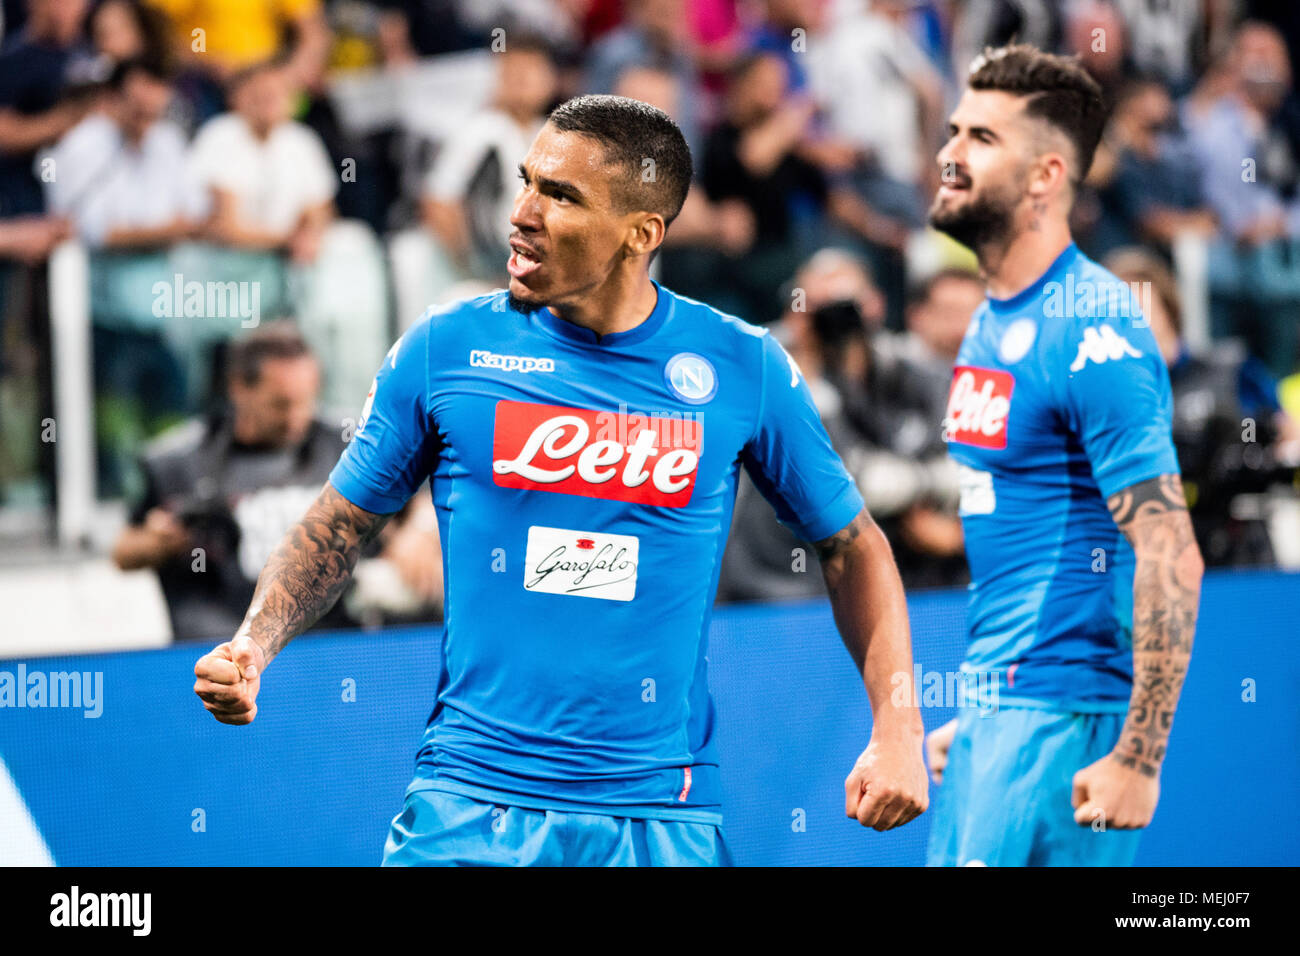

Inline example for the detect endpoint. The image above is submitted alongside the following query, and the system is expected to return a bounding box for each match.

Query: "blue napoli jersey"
[942,243,1180,711]
[329,282,863,822]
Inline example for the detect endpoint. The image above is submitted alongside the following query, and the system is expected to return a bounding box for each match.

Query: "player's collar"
[986,242,1080,315]
[533,280,673,348]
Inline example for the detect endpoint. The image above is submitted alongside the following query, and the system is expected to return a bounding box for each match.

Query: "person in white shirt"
[805,0,944,200]
[420,34,558,281]
[189,58,337,264]
[42,56,203,498]
[45,56,202,249]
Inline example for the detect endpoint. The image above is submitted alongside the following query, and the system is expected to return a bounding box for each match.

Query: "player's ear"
[1028,150,1069,199]
[625,212,665,259]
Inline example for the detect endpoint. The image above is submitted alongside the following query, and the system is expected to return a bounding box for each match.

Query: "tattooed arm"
[194,482,394,725]
[1071,473,1204,828]
[817,507,929,832]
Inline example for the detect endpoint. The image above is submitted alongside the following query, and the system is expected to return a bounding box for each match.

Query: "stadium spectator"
[146,0,330,124]
[828,277,965,590]
[700,51,830,321]
[112,322,440,640]
[1106,247,1300,568]
[1184,21,1300,377]
[896,266,981,401]
[369,1,487,62]
[189,58,336,264]
[1085,76,1216,258]
[0,0,95,218]
[1113,0,1226,94]
[1061,0,1128,105]
[584,0,701,156]
[745,0,824,94]
[43,55,202,497]
[903,268,980,358]
[805,0,945,211]
[950,0,1065,84]
[1184,22,1300,243]
[717,248,878,603]
[88,0,173,68]
[457,0,580,52]
[420,33,558,285]
[44,56,199,251]
[718,248,964,600]
[613,63,755,311]
[147,0,329,77]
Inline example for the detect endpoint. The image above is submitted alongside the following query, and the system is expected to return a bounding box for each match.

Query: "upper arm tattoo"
[1105,473,1187,529]
[813,508,872,564]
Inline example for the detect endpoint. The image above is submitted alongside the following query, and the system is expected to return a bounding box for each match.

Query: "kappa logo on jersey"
[470,349,555,374]
[1068,326,1142,372]
[492,400,702,507]
[944,366,1015,450]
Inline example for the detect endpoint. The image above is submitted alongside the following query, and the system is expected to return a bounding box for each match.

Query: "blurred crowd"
[1,0,1299,640]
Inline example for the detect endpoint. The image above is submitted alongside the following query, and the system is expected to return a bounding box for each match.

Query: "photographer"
[112,322,441,640]
[717,250,965,602]
[1106,248,1300,567]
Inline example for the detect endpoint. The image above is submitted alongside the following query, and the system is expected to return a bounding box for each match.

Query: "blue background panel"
[0,570,1295,865]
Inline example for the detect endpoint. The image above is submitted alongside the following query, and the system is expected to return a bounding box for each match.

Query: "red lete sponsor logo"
[492,400,702,506]
[944,366,1014,450]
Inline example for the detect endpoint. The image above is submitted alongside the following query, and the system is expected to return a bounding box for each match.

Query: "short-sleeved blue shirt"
[943,243,1180,711]
[330,282,863,821]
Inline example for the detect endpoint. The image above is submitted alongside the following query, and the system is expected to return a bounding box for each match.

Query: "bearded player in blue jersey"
[922,46,1205,866]
[192,94,929,866]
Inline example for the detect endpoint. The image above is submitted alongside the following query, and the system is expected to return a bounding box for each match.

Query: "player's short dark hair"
[546,94,692,227]
[228,322,314,386]
[967,43,1108,182]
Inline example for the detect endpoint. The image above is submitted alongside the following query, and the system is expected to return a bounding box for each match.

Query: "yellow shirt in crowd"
[147,0,320,69]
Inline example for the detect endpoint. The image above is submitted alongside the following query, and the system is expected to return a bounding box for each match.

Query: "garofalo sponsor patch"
[523,526,639,601]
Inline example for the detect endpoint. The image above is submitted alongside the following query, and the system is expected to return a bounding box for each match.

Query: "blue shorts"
[382,788,734,867]
[926,705,1143,866]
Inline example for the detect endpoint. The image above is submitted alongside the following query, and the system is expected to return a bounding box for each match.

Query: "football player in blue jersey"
[922,45,1205,866]
[193,94,929,866]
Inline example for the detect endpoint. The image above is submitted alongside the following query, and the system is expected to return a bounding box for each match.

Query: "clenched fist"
[1071,753,1160,829]
[194,636,267,725]
[845,730,929,831]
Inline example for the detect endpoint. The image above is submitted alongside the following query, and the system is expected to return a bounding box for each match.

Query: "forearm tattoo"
[1106,473,1202,777]
[239,483,393,663]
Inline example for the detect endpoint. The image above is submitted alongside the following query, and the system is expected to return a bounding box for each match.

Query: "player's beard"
[928,182,1019,253]
[508,289,543,314]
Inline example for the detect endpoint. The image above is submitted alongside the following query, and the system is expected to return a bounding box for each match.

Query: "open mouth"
[941,169,972,199]
[508,239,543,280]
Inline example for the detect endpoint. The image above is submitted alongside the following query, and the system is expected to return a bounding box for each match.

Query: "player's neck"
[546,272,659,341]
[978,220,1073,301]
